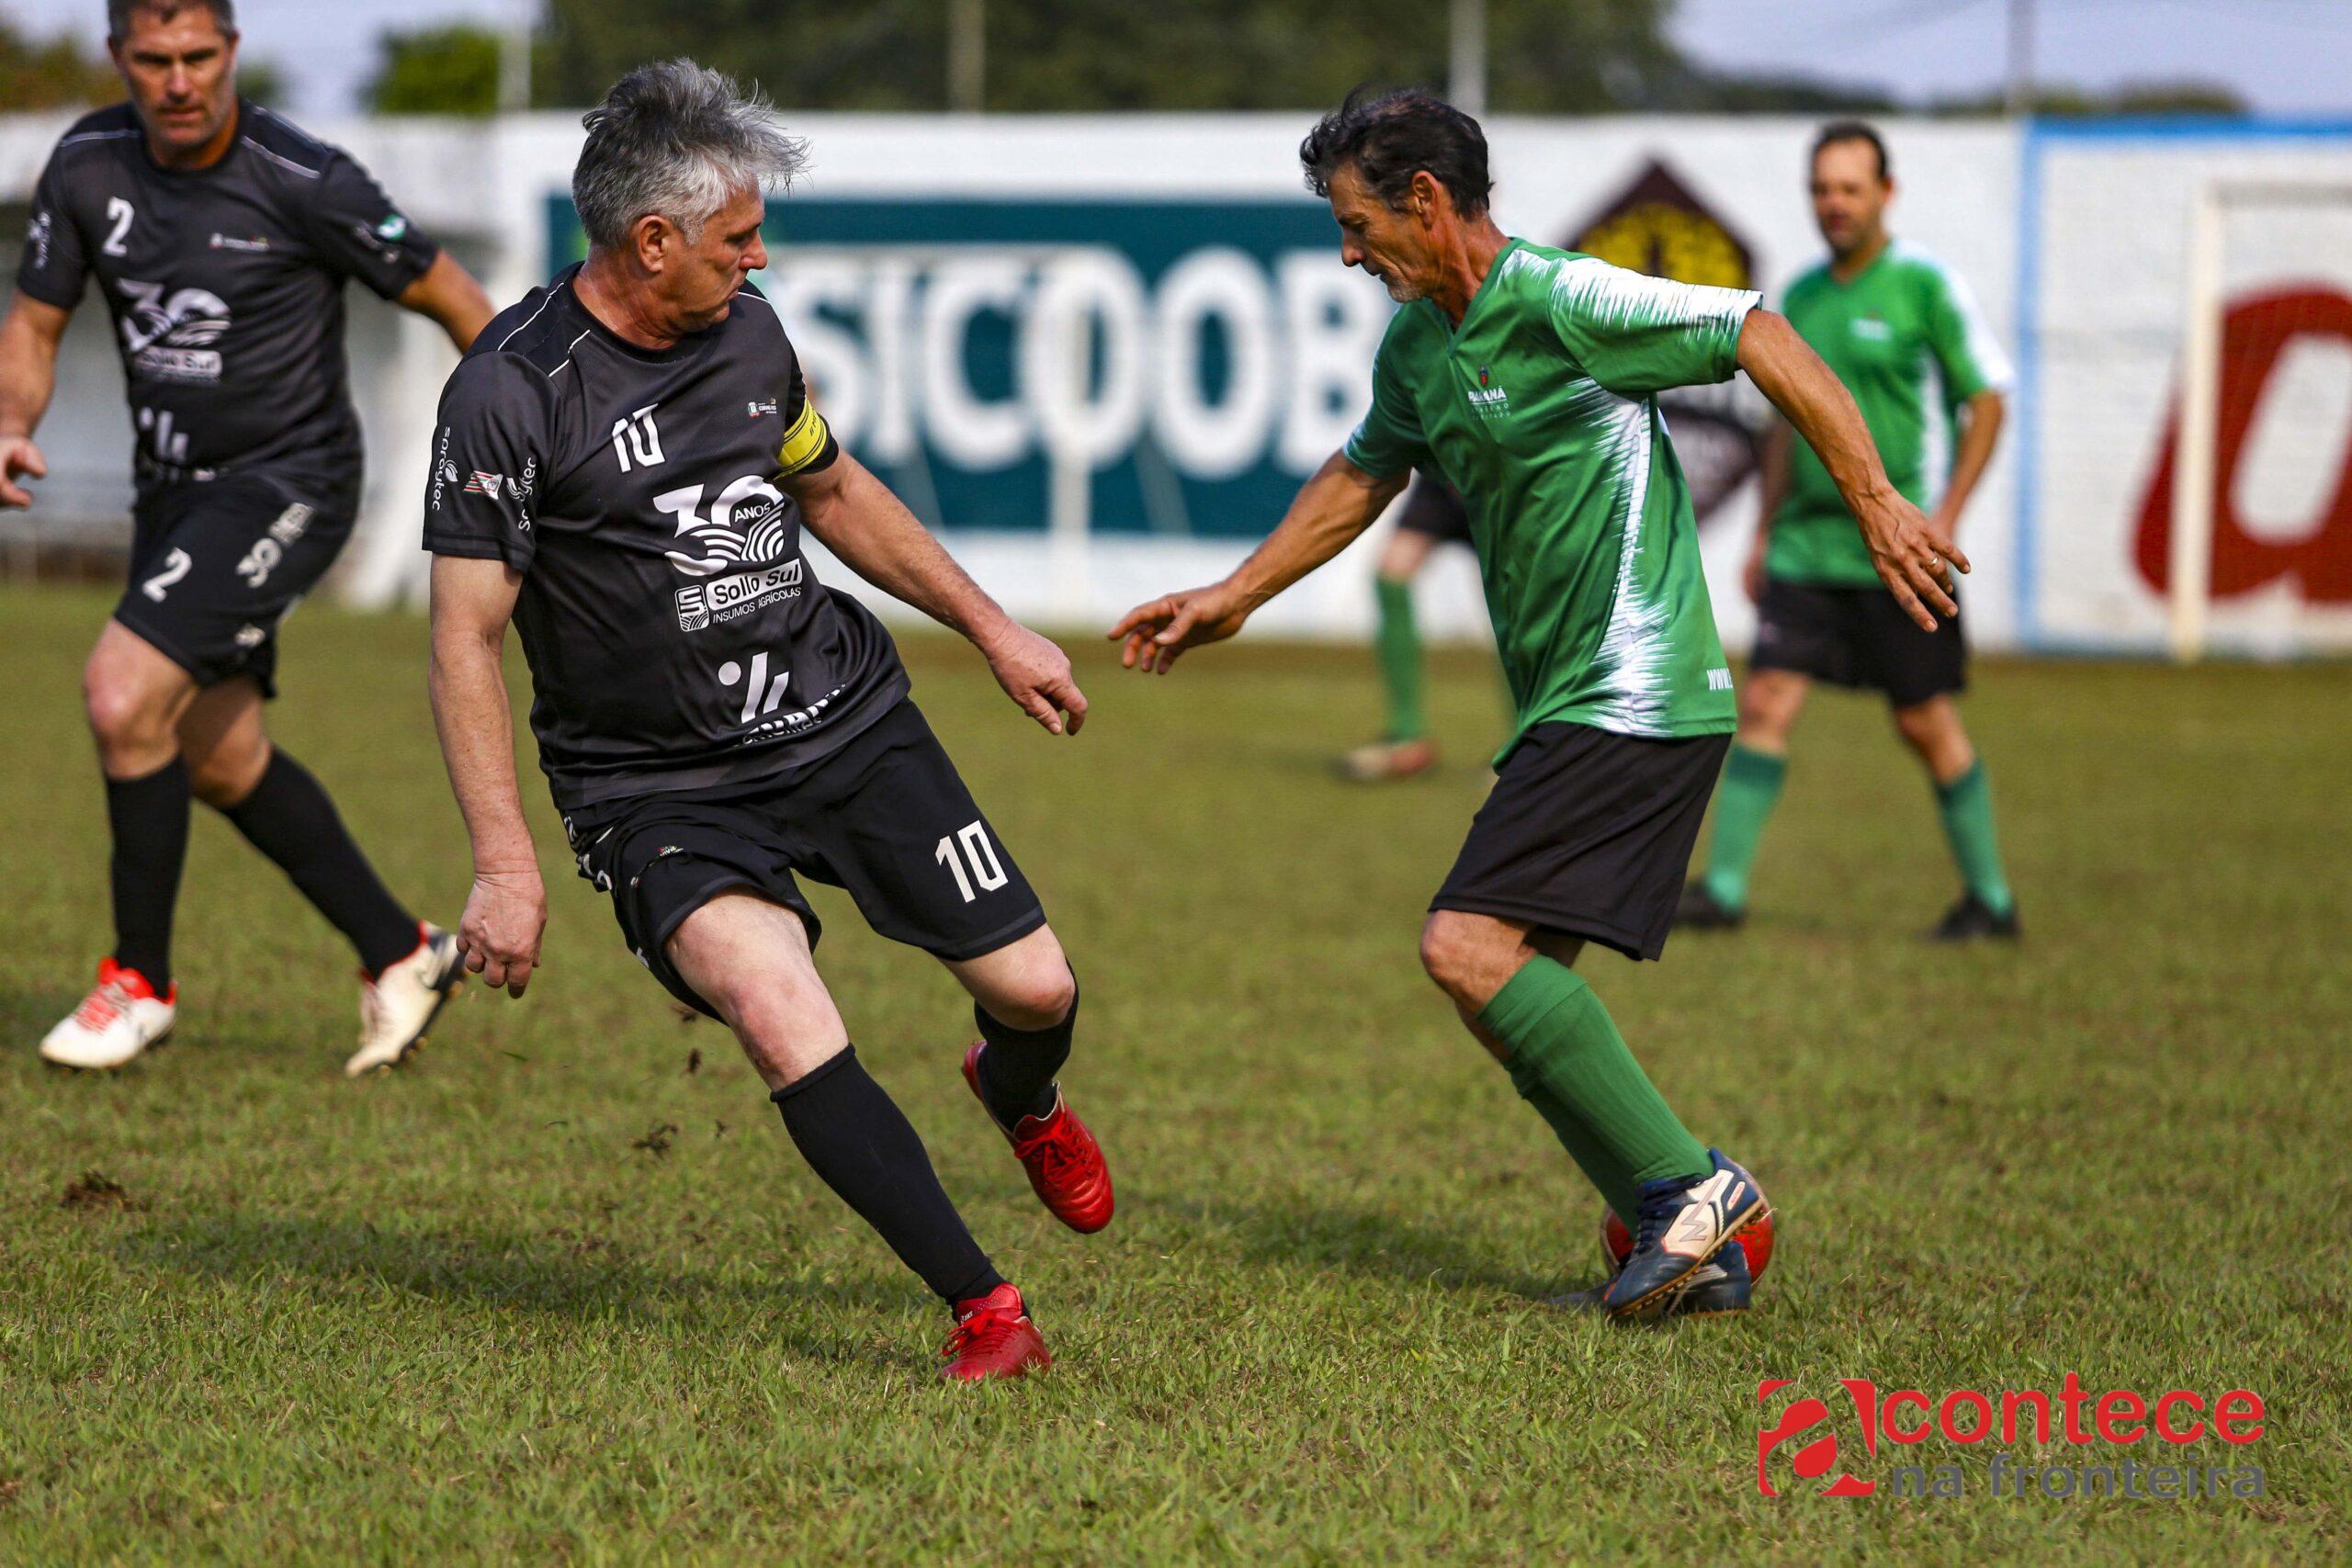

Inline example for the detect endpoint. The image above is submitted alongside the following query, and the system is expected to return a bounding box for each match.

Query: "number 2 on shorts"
[141,547,192,602]
[934,820,1008,903]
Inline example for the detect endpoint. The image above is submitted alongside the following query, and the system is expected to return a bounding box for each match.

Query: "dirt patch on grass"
[61,1170,141,1212]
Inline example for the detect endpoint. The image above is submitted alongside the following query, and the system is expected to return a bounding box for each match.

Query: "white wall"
[6,110,2348,654]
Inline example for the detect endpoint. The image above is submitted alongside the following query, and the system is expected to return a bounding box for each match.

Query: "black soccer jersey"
[16,100,439,497]
[424,268,910,816]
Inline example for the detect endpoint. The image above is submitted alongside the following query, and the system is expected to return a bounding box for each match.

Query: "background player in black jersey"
[2,0,496,1075]
[426,62,1109,1382]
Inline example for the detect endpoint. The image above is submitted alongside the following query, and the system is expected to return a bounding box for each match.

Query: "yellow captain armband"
[777,399,833,475]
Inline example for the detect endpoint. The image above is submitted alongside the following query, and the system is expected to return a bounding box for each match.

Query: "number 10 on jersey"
[935,820,1007,903]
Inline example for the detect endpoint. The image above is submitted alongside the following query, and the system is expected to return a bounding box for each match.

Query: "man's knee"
[979,929,1076,1031]
[1736,671,1805,745]
[1893,695,1962,752]
[1419,911,1517,1010]
[82,657,177,757]
[186,733,269,809]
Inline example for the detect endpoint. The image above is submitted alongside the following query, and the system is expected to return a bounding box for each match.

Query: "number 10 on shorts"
[935,820,1007,903]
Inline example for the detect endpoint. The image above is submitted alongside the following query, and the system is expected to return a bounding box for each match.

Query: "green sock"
[1935,760,2014,916]
[1699,743,1787,911]
[1505,1055,1642,1224]
[1373,576,1426,741]
[1479,957,1709,1218]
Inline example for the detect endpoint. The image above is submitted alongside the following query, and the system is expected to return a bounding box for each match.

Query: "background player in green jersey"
[1331,470,1482,783]
[1681,122,2019,941]
[1115,90,1965,1318]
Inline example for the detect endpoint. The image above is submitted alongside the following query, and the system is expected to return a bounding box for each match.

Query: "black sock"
[223,750,418,975]
[771,1045,1004,1305]
[105,757,190,990]
[974,976,1078,1127]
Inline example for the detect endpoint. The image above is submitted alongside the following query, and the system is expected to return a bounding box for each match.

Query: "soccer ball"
[1601,1205,1775,1280]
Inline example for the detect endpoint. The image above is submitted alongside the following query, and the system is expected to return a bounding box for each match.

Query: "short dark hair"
[1301,87,1492,219]
[107,0,236,41]
[1812,119,1891,183]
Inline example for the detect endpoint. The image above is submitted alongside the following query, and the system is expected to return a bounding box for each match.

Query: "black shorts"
[1752,578,1966,708]
[567,701,1047,1019]
[1430,722,1731,962]
[1393,474,1472,544]
[114,472,355,698]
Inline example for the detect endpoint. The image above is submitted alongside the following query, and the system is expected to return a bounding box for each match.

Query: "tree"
[1928,79,2246,118]
[364,24,504,116]
[537,0,950,112]
[0,16,119,111]
[526,0,1686,114]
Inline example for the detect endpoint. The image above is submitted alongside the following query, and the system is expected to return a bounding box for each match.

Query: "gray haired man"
[425,62,1112,1380]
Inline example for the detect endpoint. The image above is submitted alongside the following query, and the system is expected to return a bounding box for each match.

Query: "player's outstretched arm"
[0,292,71,508]
[428,555,547,997]
[398,253,498,353]
[786,452,1088,737]
[1736,308,1967,631]
[1111,451,1403,674]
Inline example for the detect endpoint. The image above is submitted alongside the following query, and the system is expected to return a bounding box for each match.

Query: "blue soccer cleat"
[1671,1237,1752,1316]
[1600,1150,1768,1322]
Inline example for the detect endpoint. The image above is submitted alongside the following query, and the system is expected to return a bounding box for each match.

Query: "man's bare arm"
[1111,451,1405,673]
[1736,308,1966,630]
[399,252,497,354]
[0,292,72,507]
[428,554,545,996]
[785,452,1088,736]
[1933,389,2006,535]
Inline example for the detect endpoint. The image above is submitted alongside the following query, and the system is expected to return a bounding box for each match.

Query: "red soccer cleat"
[963,1040,1115,1234]
[941,1283,1051,1382]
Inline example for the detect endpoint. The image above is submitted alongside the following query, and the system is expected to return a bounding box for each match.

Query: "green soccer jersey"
[1344,239,1756,751]
[1768,240,2012,587]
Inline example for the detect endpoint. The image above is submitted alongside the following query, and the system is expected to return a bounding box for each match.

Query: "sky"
[6,0,2348,118]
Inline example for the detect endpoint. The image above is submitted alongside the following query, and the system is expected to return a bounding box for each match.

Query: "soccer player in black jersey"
[4,0,496,1074]
[426,62,1111,1381]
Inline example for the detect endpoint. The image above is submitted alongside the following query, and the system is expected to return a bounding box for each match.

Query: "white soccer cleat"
[345,924,463,1077]
[40,958,177,1070]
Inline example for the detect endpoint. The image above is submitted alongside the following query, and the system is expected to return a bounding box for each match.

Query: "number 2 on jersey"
[934,820,1008,903]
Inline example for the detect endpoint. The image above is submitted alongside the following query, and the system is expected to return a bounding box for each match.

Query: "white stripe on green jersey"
[1346,239,1754,752]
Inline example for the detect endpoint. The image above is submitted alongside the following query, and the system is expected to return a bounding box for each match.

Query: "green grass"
[1,583,2346,1562]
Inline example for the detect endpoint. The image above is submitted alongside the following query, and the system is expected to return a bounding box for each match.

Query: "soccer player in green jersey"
[1680,121,2019,941]
[1114,91,1965,1318]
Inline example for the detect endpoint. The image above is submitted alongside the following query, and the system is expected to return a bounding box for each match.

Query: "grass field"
[2,582,2347,1562]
